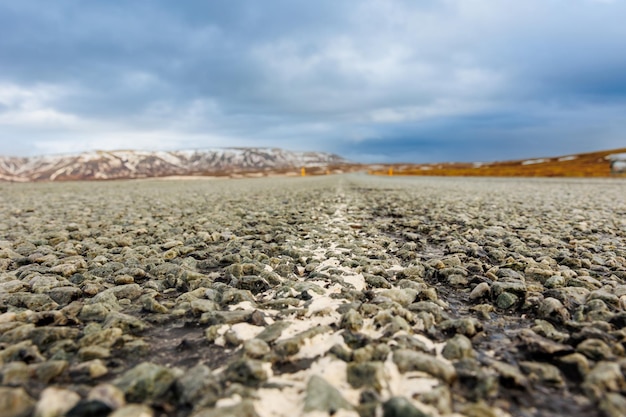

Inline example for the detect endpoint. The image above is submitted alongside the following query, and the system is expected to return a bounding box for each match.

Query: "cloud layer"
[1,0,625,162]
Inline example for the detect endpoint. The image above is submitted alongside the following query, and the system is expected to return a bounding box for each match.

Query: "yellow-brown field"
[369,148,626,177]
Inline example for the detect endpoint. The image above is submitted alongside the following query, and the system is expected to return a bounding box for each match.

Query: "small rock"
[109,404,154,417]
[191,400,258,417]
[418,385,452,415]
[393,349,456,384]
[442,334,474,360]
[576,338,614,361]
[341,309,364,332]
[2,361,32,385]
[34,360,68,383]
[557,353,590,381]
[243,338,271,359]
[537,297,570,324]
[71,359,109,379]
[530,320,569,343]
[438,318,482,337]
[224,359,268,387]
[48,286,83,306]
[79,303,110,322]
[79,327,123,348]
[495,292,519,309]
[382,396,427,417]
[235,276,270,294]
[65,400,112,417]
[0,387,35,417]
[34,387,80,417]
[304,375,354,413]
[103,311,147,333]
[469,282,490,302]
[190,299,219,316]
[347,361,386,391]
[491,281,526,299]
[87,383,125,410]
[490,360,528,388]
[379,289,418,306]
[113,362,178,402]
[140,295,168,314]
[599,393,626,417]
[78,345,111,361]
[519,361,564,387]
[544,275,565,289]
[517,329,573,357]
[583,361,626,401]
[175,364,221,408]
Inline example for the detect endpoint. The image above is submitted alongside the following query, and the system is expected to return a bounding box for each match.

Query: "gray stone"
[224,359,268,387]
[438,318,482,337]
[544,275,565,289]
[382,396,428,417]
[379,289,418,306]
[537,297,570,324]
[519,361,564,387]
[103,311,147,333]
[340,309,364,331]
[304,375,354,413]
[393,349,456,384]
[491,281,527,299]
[79,303,111,322]
[243,338,271,359]
[176,364,221,407]
[442,334,474,360]
[347,361,385,391]
[190,299,219,315]
[235,276,270,294]
[48,286,83,305]
[140,294,169,313]
[79,327,123,348]
[495,292,519,309]
[113,362,178,402]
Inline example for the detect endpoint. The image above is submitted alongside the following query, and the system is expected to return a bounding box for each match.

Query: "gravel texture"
[0,174,625,417]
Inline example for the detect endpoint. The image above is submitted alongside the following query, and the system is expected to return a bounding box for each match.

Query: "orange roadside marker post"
[388,167,393,176]
[301,167,306,176]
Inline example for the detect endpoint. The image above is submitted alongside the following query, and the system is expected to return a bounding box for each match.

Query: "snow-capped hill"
[0,148,349,182]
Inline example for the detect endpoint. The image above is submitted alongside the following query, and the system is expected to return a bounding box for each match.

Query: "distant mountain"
[0,148,351,182]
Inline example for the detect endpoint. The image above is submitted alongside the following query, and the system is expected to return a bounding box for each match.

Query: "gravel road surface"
[1,174,625,417]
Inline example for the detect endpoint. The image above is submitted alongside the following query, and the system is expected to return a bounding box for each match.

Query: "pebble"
[304,375,354,413]
[34,387,80,417]
[0,387,35,417]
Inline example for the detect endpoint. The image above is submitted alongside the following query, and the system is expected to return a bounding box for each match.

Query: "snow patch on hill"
[0,148,349,182]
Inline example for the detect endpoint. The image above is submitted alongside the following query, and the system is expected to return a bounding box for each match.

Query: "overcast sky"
[1,0,625,162]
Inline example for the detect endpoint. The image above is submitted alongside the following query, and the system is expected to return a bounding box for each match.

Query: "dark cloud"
[1,1,625,160]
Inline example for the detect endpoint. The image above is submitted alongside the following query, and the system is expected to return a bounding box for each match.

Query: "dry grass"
[369,148,626,178]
